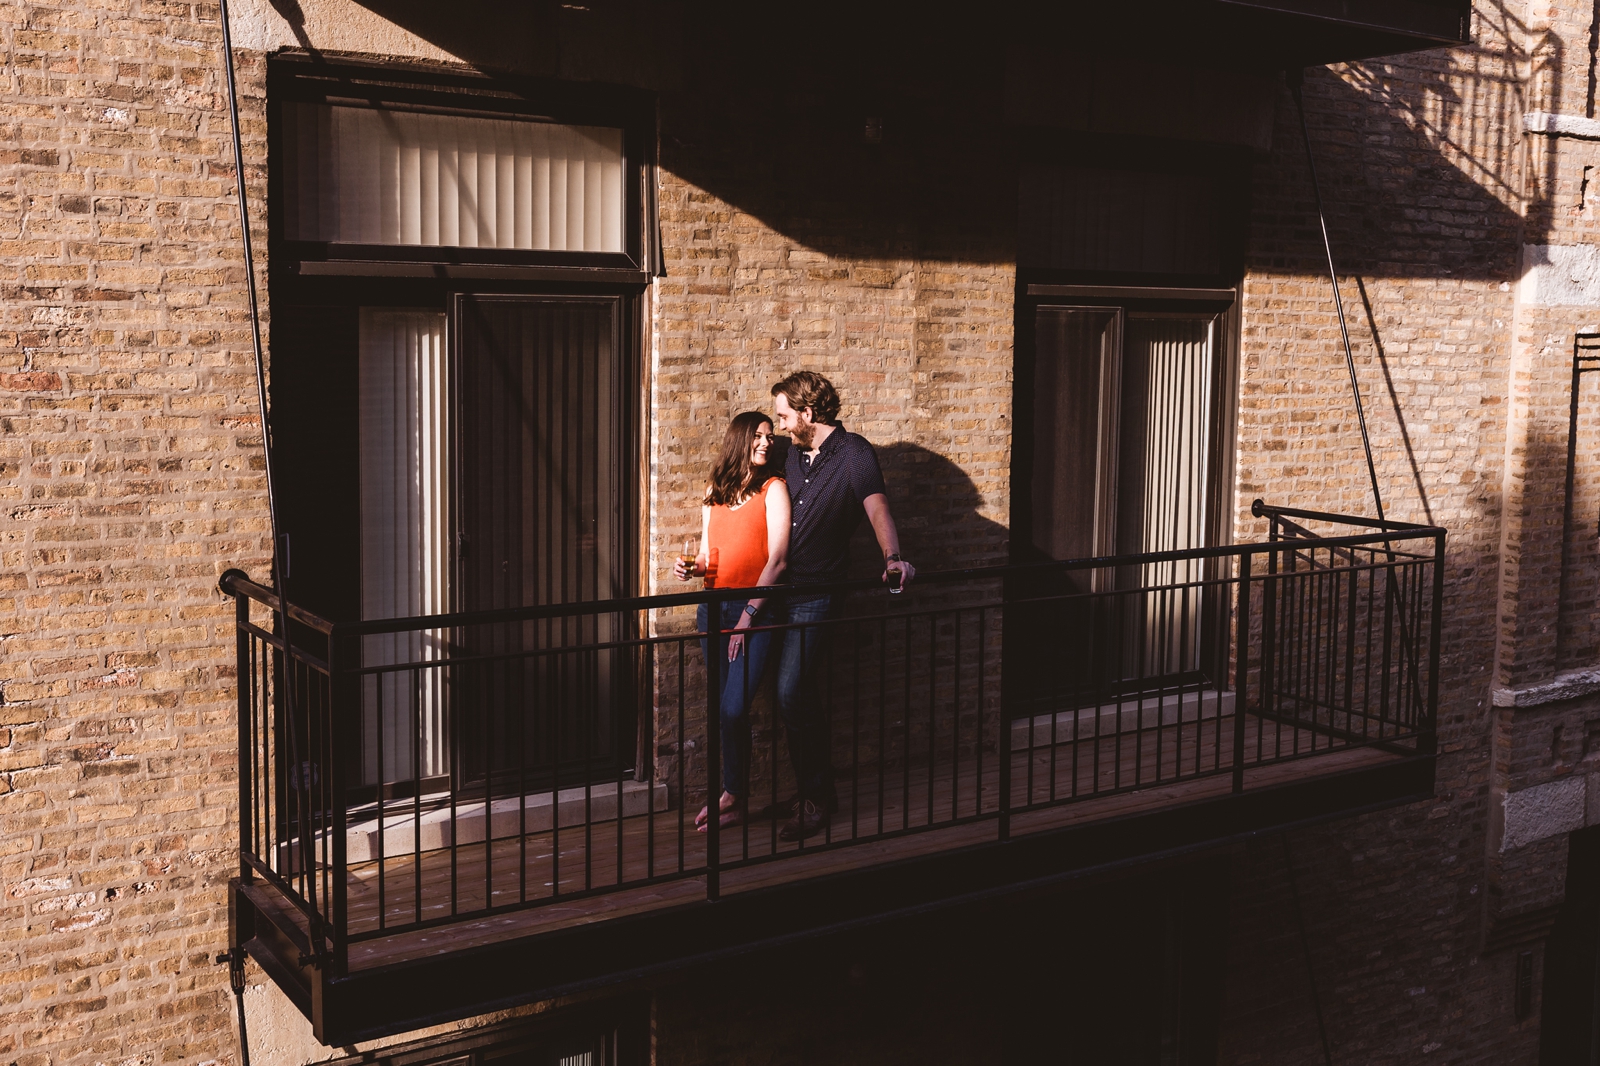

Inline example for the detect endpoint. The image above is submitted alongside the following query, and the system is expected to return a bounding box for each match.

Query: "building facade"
[5,1,1600,1063]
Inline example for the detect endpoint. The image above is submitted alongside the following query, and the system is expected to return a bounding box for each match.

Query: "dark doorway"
[452,295,637,792]
[1007,289,1238,717]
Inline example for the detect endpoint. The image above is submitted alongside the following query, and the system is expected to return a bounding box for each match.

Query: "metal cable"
[216,0,320,950]
[1283,835,1336,1066]
[1289,69,1386,524]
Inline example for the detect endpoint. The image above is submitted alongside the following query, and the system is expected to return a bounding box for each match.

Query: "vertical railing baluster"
[999,593,1011,841]
[327,625,354,977]
[1425,533,1444,756]
[1346,563,1359,740]
[233,585,253,883]
[374,665,386,934]
[705,597,723,902]
[1233,551,1252,793]
[1260,537,1278,766]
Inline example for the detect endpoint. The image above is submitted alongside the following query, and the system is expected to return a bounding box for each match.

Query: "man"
[769,370,915,841]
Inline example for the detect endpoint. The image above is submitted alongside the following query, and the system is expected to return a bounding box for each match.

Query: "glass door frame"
[1006,284,1241,717]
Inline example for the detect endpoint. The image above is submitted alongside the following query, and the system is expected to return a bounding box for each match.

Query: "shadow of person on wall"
[846,440,1010,579]
[762,437,1010,579]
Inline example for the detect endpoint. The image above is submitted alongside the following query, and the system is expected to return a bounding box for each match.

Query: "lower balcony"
[223,503,1442,1044]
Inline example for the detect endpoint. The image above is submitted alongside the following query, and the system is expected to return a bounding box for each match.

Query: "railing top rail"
[218,505,1445,637]
[218,569,336,634]
[1251,498,1444,534]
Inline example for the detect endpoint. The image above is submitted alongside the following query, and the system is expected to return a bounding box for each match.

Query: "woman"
[673,411,790,831]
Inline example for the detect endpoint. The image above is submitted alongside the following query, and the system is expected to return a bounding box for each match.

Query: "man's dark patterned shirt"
[783,424,887,585]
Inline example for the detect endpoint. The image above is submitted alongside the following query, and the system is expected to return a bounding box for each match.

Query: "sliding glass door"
[1010,293,1236,714]
[346,294,636,799]
[452,295,633,792]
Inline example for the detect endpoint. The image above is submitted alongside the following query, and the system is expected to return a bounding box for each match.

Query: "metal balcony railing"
[222,503,1442,976]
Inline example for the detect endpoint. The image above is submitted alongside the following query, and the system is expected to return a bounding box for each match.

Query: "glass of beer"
[677,536,698,581]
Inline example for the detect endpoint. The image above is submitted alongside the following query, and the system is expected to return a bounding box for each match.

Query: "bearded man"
[767,370,915,840]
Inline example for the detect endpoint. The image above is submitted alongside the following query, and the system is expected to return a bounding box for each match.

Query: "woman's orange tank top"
[707,478,780,589]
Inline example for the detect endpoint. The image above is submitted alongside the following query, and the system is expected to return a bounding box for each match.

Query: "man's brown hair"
[771,370,841,426]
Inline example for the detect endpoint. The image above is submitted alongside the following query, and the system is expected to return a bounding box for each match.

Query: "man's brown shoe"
[755,795,799,822]
[778,798,828,841]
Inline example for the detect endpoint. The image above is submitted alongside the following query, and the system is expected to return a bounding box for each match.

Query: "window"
[281,103,627,252]
[266,58,652,800]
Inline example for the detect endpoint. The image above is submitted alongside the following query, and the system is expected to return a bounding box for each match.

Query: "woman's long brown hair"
[704,411,773,506]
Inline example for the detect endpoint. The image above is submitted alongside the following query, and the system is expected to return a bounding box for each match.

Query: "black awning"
[1013,0,1472,71]
[1215,0,1472,65]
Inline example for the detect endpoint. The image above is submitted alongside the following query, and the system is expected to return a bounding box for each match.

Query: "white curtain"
[359,310,449,788]
[1130,316,1214,675]
[284,103,626,253]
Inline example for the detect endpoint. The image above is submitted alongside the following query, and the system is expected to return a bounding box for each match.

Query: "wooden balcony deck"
[319,713,1402,970]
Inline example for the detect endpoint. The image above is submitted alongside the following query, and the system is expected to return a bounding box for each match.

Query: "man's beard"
[792,422,816,449]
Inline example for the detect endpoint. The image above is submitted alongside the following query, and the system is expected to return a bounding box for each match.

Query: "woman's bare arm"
[738,482,790,620]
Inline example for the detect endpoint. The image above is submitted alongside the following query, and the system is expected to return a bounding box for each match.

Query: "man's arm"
[863,492,915,586]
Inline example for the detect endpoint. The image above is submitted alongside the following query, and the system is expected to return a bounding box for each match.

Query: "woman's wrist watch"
[743,603,759,618]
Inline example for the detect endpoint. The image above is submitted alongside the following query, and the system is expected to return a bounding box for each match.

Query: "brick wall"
[5,2,1598,1065]
[0,3,273,1065]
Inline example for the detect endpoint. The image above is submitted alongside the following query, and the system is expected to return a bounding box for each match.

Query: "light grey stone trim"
[1501,778,1587,851]
[1492,665,1600,707]
[1525,111,1600,139]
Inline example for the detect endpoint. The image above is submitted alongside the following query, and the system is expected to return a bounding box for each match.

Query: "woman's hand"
[673,554,707,581]
[728,617,751,662]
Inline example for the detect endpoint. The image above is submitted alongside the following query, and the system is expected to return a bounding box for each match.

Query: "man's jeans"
[696,599,778,799]
[775,592,837,805]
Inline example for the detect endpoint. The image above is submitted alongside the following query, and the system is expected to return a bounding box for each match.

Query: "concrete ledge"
[1500,777,1586,851]
[345,779,669,863]
[1011,688,1235,749]
[1492,666,1600,708]
[1525,111,1600,139]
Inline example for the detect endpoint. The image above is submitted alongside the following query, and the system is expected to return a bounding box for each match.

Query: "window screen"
[281,102,626,252]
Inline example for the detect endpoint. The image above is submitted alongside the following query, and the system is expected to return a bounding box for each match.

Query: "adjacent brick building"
[5,1,1600,1064]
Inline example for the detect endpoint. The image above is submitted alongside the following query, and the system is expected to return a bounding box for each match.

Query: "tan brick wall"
[0,3,271,1064]
[4,2,1597,1065]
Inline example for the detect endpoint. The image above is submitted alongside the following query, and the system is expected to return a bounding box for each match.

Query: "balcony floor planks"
[329,713,1406,970]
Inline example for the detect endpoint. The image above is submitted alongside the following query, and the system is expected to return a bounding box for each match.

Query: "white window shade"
[283,103,626,253]
[359,309,449,786]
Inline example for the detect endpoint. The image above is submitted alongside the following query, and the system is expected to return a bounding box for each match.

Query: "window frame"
[267,54,658,280]
[1011,284,1242,567]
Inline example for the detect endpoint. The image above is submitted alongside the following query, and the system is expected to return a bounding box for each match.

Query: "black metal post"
[1233,551,1251,793]
[327,626,356,977]
[999,593,1012,840]
[230,573,253,881]
[705,600,723,902]
[1424,531,1445,756]
[1262,540,1279,728]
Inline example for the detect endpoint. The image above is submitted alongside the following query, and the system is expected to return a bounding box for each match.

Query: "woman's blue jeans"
[696,599,778,799]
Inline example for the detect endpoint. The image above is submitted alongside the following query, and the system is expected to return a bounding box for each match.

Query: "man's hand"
[884,558,915,588]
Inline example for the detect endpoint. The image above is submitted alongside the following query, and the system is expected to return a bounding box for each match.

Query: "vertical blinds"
[359,309,450,787]
[1128,316,1215,675]
[282,102,626,253]
[1131,316,1214,559]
